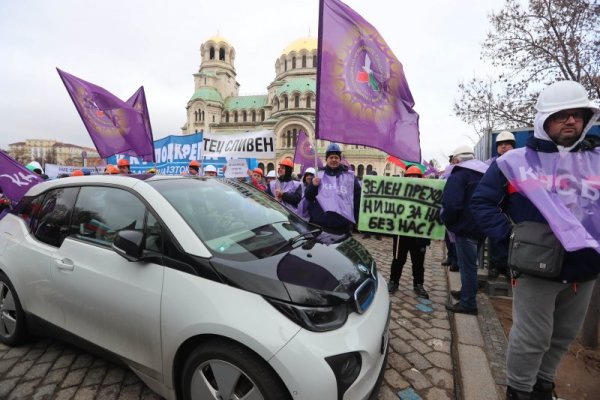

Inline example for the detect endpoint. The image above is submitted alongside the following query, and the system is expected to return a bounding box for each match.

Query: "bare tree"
[455,0,600,132]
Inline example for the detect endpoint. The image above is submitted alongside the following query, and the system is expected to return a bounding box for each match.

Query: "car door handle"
[54,258,75,271]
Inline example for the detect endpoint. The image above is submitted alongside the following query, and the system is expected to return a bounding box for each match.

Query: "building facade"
[181,35,405,177]
[7,139,102,167]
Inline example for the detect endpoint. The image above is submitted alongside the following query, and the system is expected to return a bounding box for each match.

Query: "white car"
[0,175,390,400]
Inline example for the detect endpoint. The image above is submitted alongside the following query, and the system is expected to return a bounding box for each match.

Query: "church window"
[357,165,364,177]
[243,111,247,122]
[292,57,296,69]
[302,55,306,68]
[252,111,256,122]
[210,47,215,60]
[286,130,292,147]
[201,111,205,121]
[366,165,373,175]
[313,55,317,67]
[283,95,288,109]
[212,115,215,122]
[219,48,225,61]
[292,128,298,146]
[234,111,238,122]
[260,110,265,121]
[225,112,229,123]
[204,77,207,85]
[306,95,311,108]
[284,59,287,71]
[294,95,299,108]
[194,111,198,121]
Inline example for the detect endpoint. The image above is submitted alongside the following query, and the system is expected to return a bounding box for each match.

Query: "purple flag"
[497,148,600,254]
[294,131,323,173]
[0,152,44,207]
[57,69,154,161]
[316,0,421,162]
[126,87,155,162]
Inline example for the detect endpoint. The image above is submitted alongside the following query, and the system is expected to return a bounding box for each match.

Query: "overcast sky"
[0,0,506,165]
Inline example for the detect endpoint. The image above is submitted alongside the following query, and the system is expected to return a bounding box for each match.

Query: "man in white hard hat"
[203,165,218,177]
[472,80,600,400]
[441,145,489,315]
[487,130,516,280]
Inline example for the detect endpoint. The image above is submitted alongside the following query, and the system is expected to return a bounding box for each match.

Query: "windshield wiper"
[267,228,322,256]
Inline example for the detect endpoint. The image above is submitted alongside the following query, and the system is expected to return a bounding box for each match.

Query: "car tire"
[181,339,291,400]
[0,272,28,346]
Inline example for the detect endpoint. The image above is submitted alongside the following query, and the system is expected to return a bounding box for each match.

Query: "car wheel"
[0,272,28,345]
[181,339,291,400]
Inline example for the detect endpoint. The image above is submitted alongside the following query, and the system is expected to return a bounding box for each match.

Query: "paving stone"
[384,368,411,390]
[387,352,411,372]
[408,339,431,354]
[32,383,58,400]
[53,353,76,370]
[423,387,452,400]
[23,348,45,361]
[73,385,99,400]
[401,368,433,390]
[394,327,417,341]
[430,318,451,330]
[7,378,41,399]
[54,386,78,400]
[141,387,163,400]
[43,367,69,384]
[6,359,35,378]
[424,351,452,370]
[405,352,432,370]
[72,354,94,369]
[22,361,52,381]
[96,383,120,400]
[377,385,402,400]
[82,368,106,387]
[424,367,454,389]
[123,370,140,385]
[389,337,413,354]
[426,327,451,341]
[61,369,87,388]
[0,377,19,398]
[103,368,126,386]
[458,344,498,400]
[118,383,143,399]
[425,338,450,354]
[398,387,423,399]
[38,350,61,364]
[0,357,18,374]
[4,346,29,359]
[410,327,433,340]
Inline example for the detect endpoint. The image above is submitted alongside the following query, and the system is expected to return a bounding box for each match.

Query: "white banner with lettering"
[203,130,275,158]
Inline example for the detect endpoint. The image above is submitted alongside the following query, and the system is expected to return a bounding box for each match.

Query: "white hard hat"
[452,145,474,158]
[204,165,217,173]
[266,170,276,178]
[304,167,316,175]
[535,80,599,114]
[496,131,515,143]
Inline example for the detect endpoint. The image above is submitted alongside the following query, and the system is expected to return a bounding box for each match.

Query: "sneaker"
[413,284,429,299]
[388,282,399,294]
[445,302,478,315]
[450,290,461,300]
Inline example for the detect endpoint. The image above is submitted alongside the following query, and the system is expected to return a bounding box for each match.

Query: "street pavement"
[0,236,506,400]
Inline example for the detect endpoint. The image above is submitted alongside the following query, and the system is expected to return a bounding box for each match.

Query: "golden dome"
[282,37,318,54]
[205,35,230,45]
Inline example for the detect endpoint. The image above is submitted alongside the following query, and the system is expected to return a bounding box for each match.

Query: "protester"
[25,161,49,180]
[388,166,430,299]
[441,145,488,315]
[117,159,131,174]
[104,165,119,175]
[186,160,200,176]
[247,167,266,191]
[204,164,218,177]
[70,170,84,177]
[471,80,600,400]
[296,167,316,220]
[304,143,361,234]
[266,158,302,211]
[487,130,516,279]
[265,170,277,186]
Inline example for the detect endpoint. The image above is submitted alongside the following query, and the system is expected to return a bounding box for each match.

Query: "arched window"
[313,55,317,67]
[351,164,356,172]
[366,165,373,175]
[225,112,229,123]
[210,47,215,60]
[194,111,198,121]
[286,130,292,147]
[283,95,288,109]
[302,55,307,68]
[284,59,287,71]
[219,48,225,61]
[204,77,207,85]
[357,165,365,177]
[252,111,256,122]
[267,163,275,173]
[292,129,298,147]
[258,162,265,172]
[242,111,247,122]
[292,57,296,69]
[201,111,205,121]
[306,95,311,108]
[294,95,300,108]
[274,97,280,111]
[260,110,265,121]
[212,115,215,122]
[234,111,238,123]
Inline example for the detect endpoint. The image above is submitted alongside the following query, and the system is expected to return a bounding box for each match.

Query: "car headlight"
[266,298,348,332]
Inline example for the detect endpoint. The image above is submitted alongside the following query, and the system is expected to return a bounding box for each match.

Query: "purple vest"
[316,171,356,223]
[497,147,600,255]
[269,179,301,212]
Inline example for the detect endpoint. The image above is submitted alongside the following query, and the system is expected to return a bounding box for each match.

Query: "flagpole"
[312,131,319,171]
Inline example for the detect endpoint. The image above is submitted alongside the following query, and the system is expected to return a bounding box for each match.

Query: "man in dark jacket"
[441,145,488,315]
[304,143,361,234]
[471,80,600,400]
[266,158,302,212]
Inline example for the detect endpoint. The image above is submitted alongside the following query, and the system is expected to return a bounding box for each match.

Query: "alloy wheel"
[190,359,265,400]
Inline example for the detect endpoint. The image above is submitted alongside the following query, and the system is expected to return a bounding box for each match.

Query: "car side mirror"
[112,230,144,261]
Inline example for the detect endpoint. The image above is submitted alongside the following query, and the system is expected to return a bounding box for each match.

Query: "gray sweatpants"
[506,275,595,392]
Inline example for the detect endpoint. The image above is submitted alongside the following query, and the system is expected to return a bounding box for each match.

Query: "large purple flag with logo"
[126,86,155,162]
[316,0,421,163]
[497,148,600,254]
[0,152,44,207]
[57,69,154,161]
[293,131,323,173]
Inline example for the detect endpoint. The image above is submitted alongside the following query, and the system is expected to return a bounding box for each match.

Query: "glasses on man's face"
[549,110,586,123]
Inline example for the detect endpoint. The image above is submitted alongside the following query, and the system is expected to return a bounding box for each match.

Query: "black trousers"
[390,235,427,286]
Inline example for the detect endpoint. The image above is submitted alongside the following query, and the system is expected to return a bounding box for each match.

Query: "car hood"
[209,234,377,306]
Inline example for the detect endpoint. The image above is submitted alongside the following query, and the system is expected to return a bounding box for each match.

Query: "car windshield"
[148,178,316,259]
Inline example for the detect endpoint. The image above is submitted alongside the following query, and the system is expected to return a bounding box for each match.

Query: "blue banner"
[106,133,257,175]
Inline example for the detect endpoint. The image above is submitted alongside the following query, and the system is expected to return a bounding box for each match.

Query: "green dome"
[276,77,316,96]
[190,87,224,103]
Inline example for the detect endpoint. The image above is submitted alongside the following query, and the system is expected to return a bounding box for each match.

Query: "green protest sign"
[358,175,446,240]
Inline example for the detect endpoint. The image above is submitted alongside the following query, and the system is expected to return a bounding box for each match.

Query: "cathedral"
[181,35,403,177]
